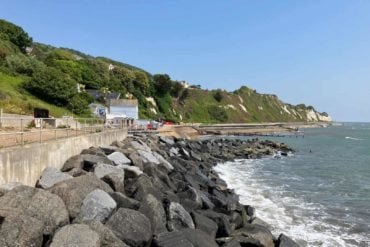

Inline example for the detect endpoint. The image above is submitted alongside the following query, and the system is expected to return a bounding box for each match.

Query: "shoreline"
[157,121,331,139]
[0,134,300,246]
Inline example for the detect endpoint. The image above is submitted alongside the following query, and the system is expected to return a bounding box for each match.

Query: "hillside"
[0,19,331,122]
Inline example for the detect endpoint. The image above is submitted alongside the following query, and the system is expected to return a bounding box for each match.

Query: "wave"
[345,136,364,141]
[214,159,369,247]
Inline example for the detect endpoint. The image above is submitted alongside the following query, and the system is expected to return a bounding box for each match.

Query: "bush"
[207,105,228,122]
[0,19,32,53]
[67,94,89,114]
[24,67,77,106]
[213,89,223,102]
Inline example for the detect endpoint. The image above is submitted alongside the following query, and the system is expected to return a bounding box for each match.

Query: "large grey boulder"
[0,209,44,247]
[37,167,73,189]
[109,192,140,210]
[153,231,194,247]
[50,224,100,247]
[84,220,129,247]
[0,186,69,235]
[153,152,174,171]
[278,234,300,247]
[61,154,84,172]
[138,149,161,164]
[94,163,125,179]
[231,224,275,247]
[139,194,167,235]
[0,182,23,196]
[191,212,218,238]
[82,154,113,168]
[49,174,113,218]
[102,172,125,193]
[119,164,143,178]
[61,154,113,172]
[181,228,219,247]
[108,151,131,165]
[130,140,152,152]
[106,208,152,247]
[79,189,117,222]
[167,202,195,231]
[159,136,175,145]
[198,210,232,238]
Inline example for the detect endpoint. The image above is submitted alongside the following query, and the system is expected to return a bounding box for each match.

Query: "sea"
[213,123,370,247]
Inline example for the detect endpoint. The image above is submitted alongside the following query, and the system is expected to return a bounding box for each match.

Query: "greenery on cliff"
[0,19,329,122]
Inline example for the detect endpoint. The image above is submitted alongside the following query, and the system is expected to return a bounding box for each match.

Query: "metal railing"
[0,117,130,148]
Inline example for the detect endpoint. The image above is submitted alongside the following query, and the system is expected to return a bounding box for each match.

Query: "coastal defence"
[0,128,127,186]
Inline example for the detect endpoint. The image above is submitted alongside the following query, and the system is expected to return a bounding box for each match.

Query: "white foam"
[214,159,369,247]
[345,136,364,141]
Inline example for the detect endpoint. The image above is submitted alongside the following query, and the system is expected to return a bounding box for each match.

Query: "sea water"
[214,123,370,247]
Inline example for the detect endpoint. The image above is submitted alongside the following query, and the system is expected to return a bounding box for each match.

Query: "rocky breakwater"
[0,135,299,247]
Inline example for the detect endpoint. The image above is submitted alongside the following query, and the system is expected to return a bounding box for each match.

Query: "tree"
[153,74,172,94]
[0,19,32,53]
[213,89,223,102]
[132,70,150,96]
[208,105,228,122]
[24,67,77,106]
[170,81,183,98]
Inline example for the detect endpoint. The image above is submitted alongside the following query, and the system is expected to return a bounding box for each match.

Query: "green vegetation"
[0,19,328,123]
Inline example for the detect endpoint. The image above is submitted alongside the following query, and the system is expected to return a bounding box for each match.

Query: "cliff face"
[0,19,331,123]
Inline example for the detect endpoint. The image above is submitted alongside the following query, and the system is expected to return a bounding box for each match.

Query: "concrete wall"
[0,129,127,186]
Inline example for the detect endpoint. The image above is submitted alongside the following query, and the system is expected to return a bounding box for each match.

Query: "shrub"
[207,105,228,122]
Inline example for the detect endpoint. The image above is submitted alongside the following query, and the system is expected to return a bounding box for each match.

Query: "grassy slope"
[173,87,307,123]
[0,72,74,117]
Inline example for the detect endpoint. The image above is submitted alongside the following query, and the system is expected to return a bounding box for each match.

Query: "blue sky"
[2,0,370,122]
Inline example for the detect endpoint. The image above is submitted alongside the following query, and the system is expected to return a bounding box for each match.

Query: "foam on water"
[214,158,370,247]
[345,136,364,141]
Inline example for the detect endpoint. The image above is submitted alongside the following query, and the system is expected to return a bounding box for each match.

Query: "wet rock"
[167,202,195,231]
[139,194,167,235]
[50,224,100,247]
[37,167,73,189]
[79,189,116,222]
[49,174,113,218]
[0,186,69,235]
[231,224,274,247]
[277,234,300,247]
[251,217,271,230]
[190,151,202,161]
[191,212,218,238]
[106,208,152,247]
[169,147,179,156]
[0,209,44,247]
[108,151,131,165]
[198,210,232,238]
[220,239,241,247]
[84,220,129,247]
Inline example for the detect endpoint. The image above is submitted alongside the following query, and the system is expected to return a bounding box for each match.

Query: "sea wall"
[0,129,127,186]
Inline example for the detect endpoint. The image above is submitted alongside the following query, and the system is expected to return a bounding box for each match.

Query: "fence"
[0,116,130,148]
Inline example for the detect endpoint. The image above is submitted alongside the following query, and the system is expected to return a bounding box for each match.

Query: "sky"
[2,0,370,122]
